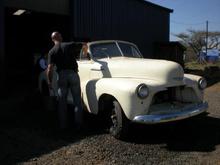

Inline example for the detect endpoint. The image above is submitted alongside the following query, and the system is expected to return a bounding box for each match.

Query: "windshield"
[90,42,142,59]
[118,43,142,58]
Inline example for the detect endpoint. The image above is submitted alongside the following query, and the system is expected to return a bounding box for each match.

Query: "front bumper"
[133,102,208,124]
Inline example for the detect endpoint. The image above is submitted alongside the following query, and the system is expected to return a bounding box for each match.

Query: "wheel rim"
[111,107,118,129]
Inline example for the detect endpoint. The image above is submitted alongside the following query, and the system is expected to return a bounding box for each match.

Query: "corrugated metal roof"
[137,0,173,13]
[5,0,69,15]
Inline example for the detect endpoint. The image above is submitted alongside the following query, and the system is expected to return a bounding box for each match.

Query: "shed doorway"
[5,8,70,94]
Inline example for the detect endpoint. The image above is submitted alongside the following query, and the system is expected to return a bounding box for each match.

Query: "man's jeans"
[57,70,83,129]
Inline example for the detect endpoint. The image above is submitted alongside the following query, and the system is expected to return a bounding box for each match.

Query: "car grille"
[151,87,179,105]
[148,86,200,115]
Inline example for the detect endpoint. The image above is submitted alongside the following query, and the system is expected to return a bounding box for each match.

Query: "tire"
[109,100,129,139]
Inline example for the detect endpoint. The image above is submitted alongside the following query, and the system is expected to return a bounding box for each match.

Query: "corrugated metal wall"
[71,0,171,57]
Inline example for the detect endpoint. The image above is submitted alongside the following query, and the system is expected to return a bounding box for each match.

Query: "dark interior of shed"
[5,8,70,94]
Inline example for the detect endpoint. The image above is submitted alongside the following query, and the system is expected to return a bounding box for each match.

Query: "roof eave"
[140,0,173,13]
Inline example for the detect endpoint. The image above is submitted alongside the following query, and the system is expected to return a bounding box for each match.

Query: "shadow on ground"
[124,113,220,152]
[0,93,106,165]
[1,77,220,164]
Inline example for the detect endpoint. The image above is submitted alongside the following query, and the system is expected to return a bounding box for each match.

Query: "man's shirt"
[48,42,80,73]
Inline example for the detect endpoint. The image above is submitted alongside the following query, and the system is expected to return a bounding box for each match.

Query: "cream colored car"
[39,40,208,139]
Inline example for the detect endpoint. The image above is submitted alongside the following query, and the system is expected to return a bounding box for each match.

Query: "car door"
[78,49,106,113]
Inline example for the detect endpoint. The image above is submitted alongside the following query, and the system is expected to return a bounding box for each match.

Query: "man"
[47,31,83,130]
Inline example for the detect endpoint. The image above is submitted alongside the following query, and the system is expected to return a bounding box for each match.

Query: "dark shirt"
[48,42,80,73]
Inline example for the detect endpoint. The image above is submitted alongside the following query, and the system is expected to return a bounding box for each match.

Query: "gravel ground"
[1,82,220,165]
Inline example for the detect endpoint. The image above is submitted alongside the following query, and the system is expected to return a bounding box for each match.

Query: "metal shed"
[71,0,173,57]
[154,42,186,67]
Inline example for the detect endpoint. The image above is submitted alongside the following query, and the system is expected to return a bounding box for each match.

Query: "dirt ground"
[1,81,220,165]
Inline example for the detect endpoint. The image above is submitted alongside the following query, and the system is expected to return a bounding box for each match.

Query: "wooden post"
[206,20,209,56]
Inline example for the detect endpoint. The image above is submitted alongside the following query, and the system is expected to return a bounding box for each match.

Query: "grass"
[185,60,220,71]
[184,60,220,86]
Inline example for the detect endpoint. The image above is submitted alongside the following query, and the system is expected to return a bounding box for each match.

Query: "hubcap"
[111,109,117,128]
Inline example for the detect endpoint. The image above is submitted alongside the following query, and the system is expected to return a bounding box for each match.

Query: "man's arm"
[47,49,55,89]
[47,64,54,89]
[82,43,90,60]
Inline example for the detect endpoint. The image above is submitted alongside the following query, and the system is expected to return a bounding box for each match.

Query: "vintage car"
[39,40,208,139]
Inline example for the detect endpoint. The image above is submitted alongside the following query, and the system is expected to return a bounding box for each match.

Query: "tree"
[208,32,220,49]
[175,30,220,61]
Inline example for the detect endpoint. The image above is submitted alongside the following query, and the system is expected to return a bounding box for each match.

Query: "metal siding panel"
[71,0,170,57]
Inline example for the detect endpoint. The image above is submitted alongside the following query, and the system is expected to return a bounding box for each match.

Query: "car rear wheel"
[109,100,129,139]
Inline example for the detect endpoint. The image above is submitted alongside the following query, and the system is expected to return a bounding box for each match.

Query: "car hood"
[95,57,184,84]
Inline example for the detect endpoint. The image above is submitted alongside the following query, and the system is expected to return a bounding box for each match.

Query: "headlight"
[137,84,149,99]
[198,78,207,90]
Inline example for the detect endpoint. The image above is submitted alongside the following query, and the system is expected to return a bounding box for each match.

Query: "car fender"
[183,74,205,101]
[82,78,163,120]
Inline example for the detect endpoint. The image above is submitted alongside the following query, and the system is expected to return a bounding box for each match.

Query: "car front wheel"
[109,100,129,139]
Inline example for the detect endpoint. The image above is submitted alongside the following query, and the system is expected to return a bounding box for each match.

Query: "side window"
[118,43,141,58]
[119,43,132,57]
[131,47,141,58]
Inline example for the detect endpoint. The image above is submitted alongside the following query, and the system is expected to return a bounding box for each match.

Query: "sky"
[147,0,220,41]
